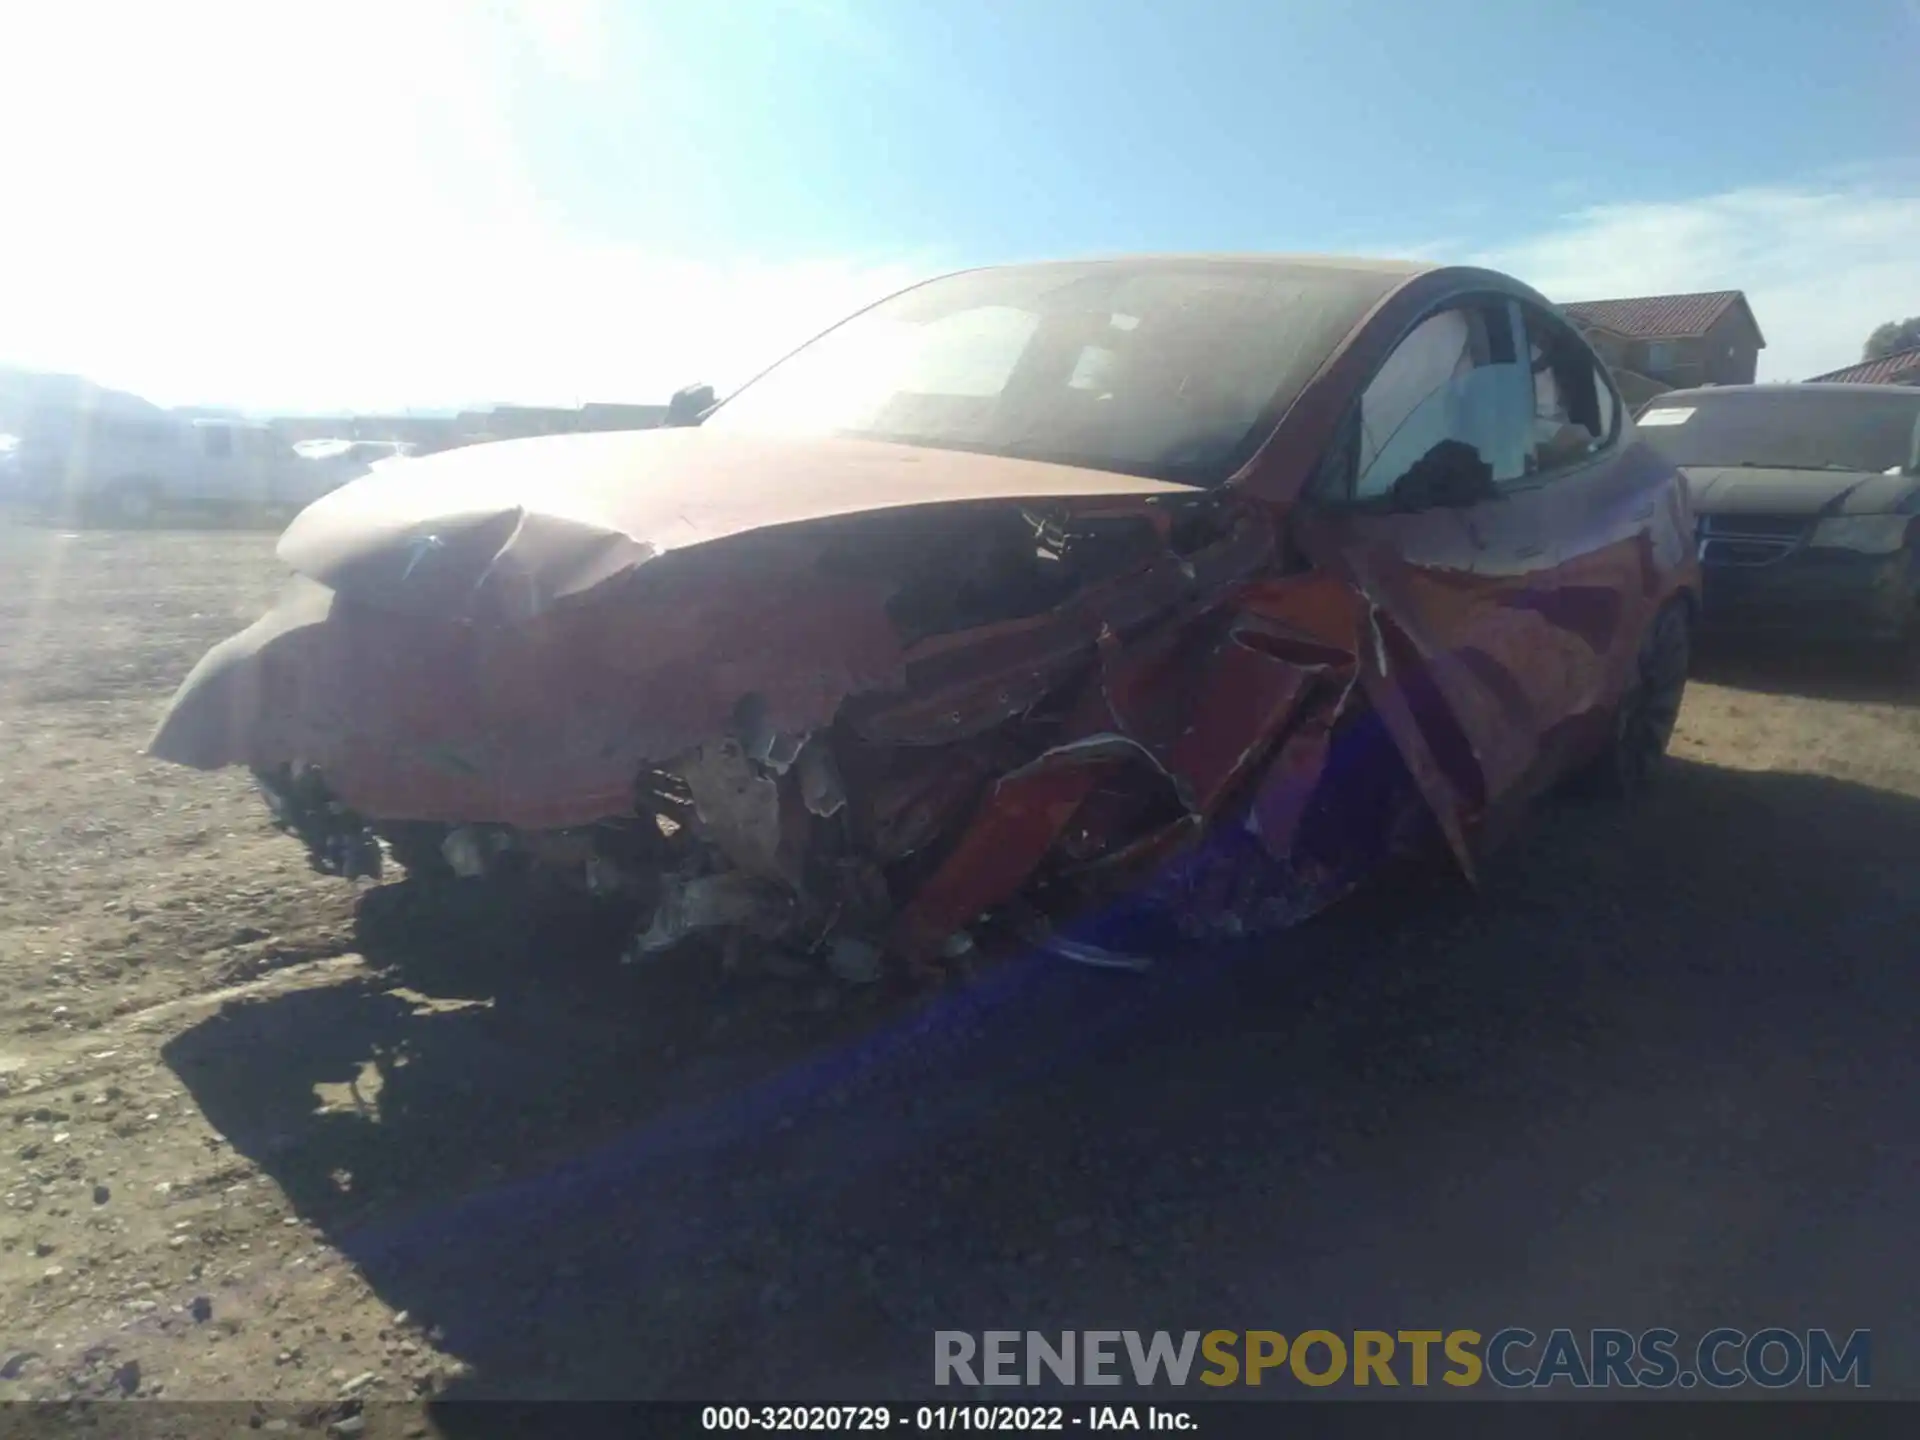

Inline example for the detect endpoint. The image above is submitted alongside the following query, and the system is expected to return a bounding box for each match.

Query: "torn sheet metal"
[674,738,798,884]
[148,539,909,829]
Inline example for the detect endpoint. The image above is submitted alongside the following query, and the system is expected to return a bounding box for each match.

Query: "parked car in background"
[293,438,419,465]
[1637,384,1920,655]
[15,411,364,524]
[149,254,1699,974]
[362,445,423,480]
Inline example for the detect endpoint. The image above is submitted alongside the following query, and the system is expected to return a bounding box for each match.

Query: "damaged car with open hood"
[149,256,1701,978]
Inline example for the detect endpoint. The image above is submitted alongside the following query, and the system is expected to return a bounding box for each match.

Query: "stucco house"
[1560,290,1766,407]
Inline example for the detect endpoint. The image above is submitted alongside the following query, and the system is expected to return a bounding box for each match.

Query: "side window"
[1350,301,1532,502]
[1519,303,1617,475]
[202,427,233,458]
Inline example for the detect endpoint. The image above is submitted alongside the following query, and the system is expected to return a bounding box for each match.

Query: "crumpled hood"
[276,427,1200,623]
[1682,465,1917,518]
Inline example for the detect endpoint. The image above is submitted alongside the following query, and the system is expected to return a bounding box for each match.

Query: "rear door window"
[1518,302,1619,476]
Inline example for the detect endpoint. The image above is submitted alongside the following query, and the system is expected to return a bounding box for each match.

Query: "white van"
[15,409,362,524]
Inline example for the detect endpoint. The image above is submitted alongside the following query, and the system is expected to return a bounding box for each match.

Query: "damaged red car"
[149,256,1699,977]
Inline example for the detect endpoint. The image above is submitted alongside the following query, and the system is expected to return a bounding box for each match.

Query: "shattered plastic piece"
[635,871,793,955]
[330,833,383,882]
[440,828,492,879]
[675,739,792,884]
[824,936,884,985]
[1035,930,1154,973]
[582,855,627,897]
[252,764,383,879]
[1012,902,1160,972]
[795,740,848,819]
[735,695,809,774]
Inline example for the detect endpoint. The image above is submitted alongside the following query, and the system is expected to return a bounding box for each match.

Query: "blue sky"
[550,2,1913,260]
[1,0,1915,410]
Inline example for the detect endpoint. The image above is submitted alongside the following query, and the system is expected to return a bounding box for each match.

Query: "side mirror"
[665,383,716,428]
[1389,439,1499,511]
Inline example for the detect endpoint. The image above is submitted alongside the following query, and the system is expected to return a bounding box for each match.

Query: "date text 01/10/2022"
[699,1404,1191,1431]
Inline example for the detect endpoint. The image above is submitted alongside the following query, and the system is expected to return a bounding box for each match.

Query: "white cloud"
[0,1,927,412]
[502,0,612,85]
[2,206,930,412]
[3,6,1914,410]
[1474,180,1920,381]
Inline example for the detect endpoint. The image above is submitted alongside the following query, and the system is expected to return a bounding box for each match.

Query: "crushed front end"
[153,487,1438,982]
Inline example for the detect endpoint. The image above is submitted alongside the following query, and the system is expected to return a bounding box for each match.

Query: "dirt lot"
[2,522,1917,1421]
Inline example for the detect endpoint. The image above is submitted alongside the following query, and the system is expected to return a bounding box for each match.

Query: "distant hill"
[0,365,163,430]
[0,365,673,442]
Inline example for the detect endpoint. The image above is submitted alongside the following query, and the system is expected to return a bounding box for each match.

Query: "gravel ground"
[1,521,1916,1428]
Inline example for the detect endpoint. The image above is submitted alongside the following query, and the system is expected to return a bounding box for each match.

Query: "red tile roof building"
[1803,346,1920,387]
[1561,291,1764,344]
[1560,290,1766,398]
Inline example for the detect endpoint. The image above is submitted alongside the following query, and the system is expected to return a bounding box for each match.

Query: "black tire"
[1882,628,1920,683]
[1885,574,1920,677]
[1580,600,1691,798]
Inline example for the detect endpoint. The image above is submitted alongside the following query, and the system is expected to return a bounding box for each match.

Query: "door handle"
[1514,543,1546,560]
[1632,502,1656,521]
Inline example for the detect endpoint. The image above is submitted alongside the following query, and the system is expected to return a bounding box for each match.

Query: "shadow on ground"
[1693,633,1919,707]
[162,759,1920,1411]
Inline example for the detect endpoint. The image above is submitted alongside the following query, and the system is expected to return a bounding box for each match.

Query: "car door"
[1300,295,1573,845]
[1512,298,1679,726]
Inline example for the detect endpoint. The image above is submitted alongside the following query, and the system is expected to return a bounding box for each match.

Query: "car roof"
[1655,382,1920,403]
[935,253,1438,282]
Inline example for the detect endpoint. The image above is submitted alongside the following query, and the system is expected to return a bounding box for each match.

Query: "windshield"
[703,261,1380,486]
[1639,389,1920,472]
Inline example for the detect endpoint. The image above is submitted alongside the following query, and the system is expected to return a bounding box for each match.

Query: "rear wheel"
[1886,564,1920,676]
[1582,600,1691,797]
[1884,629,1920,682]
